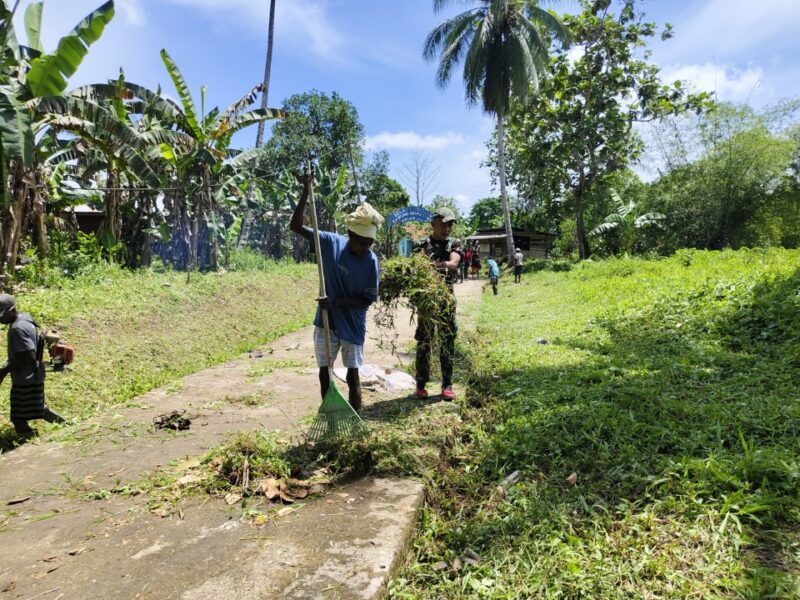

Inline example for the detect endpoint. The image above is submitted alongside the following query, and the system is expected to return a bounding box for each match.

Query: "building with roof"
[468,227,555,261]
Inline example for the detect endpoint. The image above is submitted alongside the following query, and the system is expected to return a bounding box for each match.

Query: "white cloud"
[660,62,765,104]
[118,0,146,27]
[366,131,467,151]
[161,0,344,61]
[663,0,800,62]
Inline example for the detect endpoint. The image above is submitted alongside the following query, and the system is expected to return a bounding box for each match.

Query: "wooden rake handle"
[306,159,334,370]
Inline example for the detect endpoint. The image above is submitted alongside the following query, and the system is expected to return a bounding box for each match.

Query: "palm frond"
[423,9,478,63]
[432,10,479,86]
[524,2,571,47]
[463,11,493,107]
[433,0,476,14]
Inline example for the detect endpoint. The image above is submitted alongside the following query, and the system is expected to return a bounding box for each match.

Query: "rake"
[304,161,369,444]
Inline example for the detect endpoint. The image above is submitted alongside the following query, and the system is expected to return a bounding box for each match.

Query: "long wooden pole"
[306,159,333,369]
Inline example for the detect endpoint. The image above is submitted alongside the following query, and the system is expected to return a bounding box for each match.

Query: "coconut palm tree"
[238,0,278,250]
[424,0,567,264]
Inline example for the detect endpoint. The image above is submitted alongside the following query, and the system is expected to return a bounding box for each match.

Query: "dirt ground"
[0,279,484,599]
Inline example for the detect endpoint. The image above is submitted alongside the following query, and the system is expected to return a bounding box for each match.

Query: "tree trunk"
[574,166,592,259]
[204,164,218,270]
[189,188,200,274]
[32,185,48,260]
[575,205,591,260]
[3,161,30,274]
[497,114,515,265]
[238,0,277,251]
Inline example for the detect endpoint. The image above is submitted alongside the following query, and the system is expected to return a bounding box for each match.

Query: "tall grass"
[391,248,800,598]
[1,260,316,448]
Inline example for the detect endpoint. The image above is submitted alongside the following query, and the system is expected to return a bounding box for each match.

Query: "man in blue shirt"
[486,257,500,295]
[290,176,383,411]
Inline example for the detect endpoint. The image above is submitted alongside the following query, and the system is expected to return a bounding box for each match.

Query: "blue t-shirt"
[313,231,379,346]
[487,258,500,278]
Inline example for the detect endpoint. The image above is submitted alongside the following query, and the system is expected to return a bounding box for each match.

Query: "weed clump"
[204,431,292,490]
[375,253,456,350]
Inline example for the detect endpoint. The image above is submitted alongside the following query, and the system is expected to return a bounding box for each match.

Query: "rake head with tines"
[305,379,369,444]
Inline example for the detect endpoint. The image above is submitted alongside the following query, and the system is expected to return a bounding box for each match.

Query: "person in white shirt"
[513,248,524,283]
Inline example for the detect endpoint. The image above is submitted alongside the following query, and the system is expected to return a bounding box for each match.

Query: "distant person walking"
[452,240,465,283]
[514,247,524,283]
[486,257,500,295]
[470,247,481,279]
[0,294,65,440]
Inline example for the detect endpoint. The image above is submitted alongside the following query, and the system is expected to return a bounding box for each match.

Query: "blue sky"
[16,0,800,213]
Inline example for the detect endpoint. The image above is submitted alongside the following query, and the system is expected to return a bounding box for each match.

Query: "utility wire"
[33,142,353,194]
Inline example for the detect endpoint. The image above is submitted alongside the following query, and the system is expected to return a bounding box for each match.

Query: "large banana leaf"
[218,82,264,124]
[1,1,21,59]
[224,146,268,170]
[26,0,115,98]
[213,108,283,144]
[24,2,44,53]
[0,81,33,164]
[160,48,202,139]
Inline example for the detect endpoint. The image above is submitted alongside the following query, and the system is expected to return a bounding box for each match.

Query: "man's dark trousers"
[415,301,457,388]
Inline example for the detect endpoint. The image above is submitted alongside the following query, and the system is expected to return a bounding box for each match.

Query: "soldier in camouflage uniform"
[413,208,461,400]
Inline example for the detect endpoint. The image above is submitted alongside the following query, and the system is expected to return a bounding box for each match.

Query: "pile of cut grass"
[390,248,800,598]
[0,261,316,449]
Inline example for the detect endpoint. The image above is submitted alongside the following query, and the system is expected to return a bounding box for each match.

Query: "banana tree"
[589,190,666,255]
[65,75,197,266]
[40,87,179,262]
[158,48,284,271]
[0,0,114,275]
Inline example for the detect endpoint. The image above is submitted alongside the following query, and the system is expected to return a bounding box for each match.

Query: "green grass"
[1,260,316,448]
[390,248,800,599]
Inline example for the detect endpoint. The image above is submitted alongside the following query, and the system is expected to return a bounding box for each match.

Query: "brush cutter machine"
[44,329,75,372]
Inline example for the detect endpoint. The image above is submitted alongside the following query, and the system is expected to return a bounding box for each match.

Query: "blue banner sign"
[387,206,433,228]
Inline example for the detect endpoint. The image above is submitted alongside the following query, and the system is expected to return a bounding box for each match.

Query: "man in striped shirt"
[0,294,65,440]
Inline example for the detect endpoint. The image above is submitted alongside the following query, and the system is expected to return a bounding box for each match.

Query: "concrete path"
[0,279,484,600]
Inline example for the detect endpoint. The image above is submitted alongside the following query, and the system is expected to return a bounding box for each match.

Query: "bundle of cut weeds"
[376,254,456,350]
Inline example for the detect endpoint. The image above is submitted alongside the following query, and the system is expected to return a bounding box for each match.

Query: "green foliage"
[391,248,800,597]
[25,1,115,98]
[264,90,364,174]
[589,189,665,255]
[361,150,409,215]
[505,0,710,259]
[468,197,503,230]
[203,431,291,489]
[644,100,800,252]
